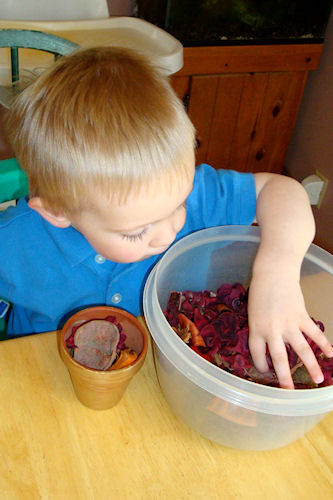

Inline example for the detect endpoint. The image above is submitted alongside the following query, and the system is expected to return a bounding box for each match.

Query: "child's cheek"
[115,242,145,263]
[179,210,187,231]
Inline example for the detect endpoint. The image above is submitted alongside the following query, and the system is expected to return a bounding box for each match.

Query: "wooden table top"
[0,330,332,499]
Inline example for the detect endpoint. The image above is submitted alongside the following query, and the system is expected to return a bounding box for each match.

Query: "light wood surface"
[0,330,332,500]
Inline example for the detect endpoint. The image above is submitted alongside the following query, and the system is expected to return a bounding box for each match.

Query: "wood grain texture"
[205,74,244,169]
[187,75,219,165]
[176,44,324,76]
[170,44,323,173]
[183,72,309,172]
[225,72,269,172]
[170,74,190,101]
[246,71,309,173]
[0,331,332,499]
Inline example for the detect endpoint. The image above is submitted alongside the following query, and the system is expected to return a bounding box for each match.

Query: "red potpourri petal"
[165,284,333,389]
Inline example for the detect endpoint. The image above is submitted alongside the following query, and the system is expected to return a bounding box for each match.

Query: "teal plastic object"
[0,299,9,340]
[0,157,29,203]
[0,319,6,340]
[0,29,78,84]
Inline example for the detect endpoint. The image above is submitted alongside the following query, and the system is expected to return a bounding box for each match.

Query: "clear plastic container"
[143,226,333,450]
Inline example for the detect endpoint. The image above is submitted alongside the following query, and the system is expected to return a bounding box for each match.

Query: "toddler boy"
[2,46,332,388]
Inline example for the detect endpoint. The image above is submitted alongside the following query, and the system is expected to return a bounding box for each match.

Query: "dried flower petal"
[165,284,333,389]
[110,348,138,370]
[177,313,206,347]
[74,345,115,370]
[172,326,191,344]
[66,317,129,371]
[73,320,119,370]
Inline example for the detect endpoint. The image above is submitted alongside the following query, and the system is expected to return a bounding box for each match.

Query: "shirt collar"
[22,200,97,267]
[21,199,171,269]
[44,221,96,267]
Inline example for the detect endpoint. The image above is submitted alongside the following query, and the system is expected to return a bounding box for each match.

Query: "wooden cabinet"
[171,44,323,173]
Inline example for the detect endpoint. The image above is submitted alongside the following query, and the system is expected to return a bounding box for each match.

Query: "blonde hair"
[5,46,195,214]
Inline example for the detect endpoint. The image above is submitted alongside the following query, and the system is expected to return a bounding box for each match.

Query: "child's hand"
[247,270,333,389]
[251,172,333,388]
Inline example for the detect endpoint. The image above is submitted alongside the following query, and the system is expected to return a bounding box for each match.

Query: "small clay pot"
[58,306,148,410]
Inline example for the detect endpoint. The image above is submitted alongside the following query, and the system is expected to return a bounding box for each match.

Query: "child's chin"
[133,252,163,263]
[115,248,169,264]
[113,254,150,264]
[133,254,154,262]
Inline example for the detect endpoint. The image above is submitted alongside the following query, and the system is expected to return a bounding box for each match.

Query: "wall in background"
[285,9,333,253]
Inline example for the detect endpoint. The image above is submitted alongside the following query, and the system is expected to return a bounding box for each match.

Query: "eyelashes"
[120,202,187,243]
[121,226,149,242]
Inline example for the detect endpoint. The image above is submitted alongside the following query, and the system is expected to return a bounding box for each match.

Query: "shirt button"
[94,254,106,264]
[111,293,122,304]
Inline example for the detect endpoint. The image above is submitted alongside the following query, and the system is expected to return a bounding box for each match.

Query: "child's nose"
[150,211,185,248]
[150,222,177,248]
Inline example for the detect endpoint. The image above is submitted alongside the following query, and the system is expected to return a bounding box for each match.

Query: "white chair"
[0,0,109,21]
[0,28,78,108]
[0,0,109,107]
[0,1,183,107]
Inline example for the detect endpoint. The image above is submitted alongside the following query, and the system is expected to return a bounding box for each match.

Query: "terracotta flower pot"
[58,306,148,410]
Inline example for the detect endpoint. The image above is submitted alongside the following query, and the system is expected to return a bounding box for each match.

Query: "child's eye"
[121,227,148,242]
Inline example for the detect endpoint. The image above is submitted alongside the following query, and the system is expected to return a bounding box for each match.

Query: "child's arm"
[248,173,333,389]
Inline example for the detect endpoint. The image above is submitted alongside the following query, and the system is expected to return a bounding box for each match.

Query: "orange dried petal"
[217,304,232,313]
[178,313,206,347]
[110,348,138,370]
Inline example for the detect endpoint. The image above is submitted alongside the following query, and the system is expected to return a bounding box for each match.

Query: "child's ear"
[28,197,72,228]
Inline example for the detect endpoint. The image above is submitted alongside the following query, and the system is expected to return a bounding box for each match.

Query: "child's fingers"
[248,311,333,389]
[303,317,333,358]
[289,331,324,385]
[267,337,294,389]
[248,336,269,373]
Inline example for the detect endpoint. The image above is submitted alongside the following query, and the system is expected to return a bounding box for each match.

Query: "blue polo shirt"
[0,164,256,336]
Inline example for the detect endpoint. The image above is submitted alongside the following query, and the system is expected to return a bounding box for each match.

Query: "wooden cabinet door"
[180,70,308,173]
